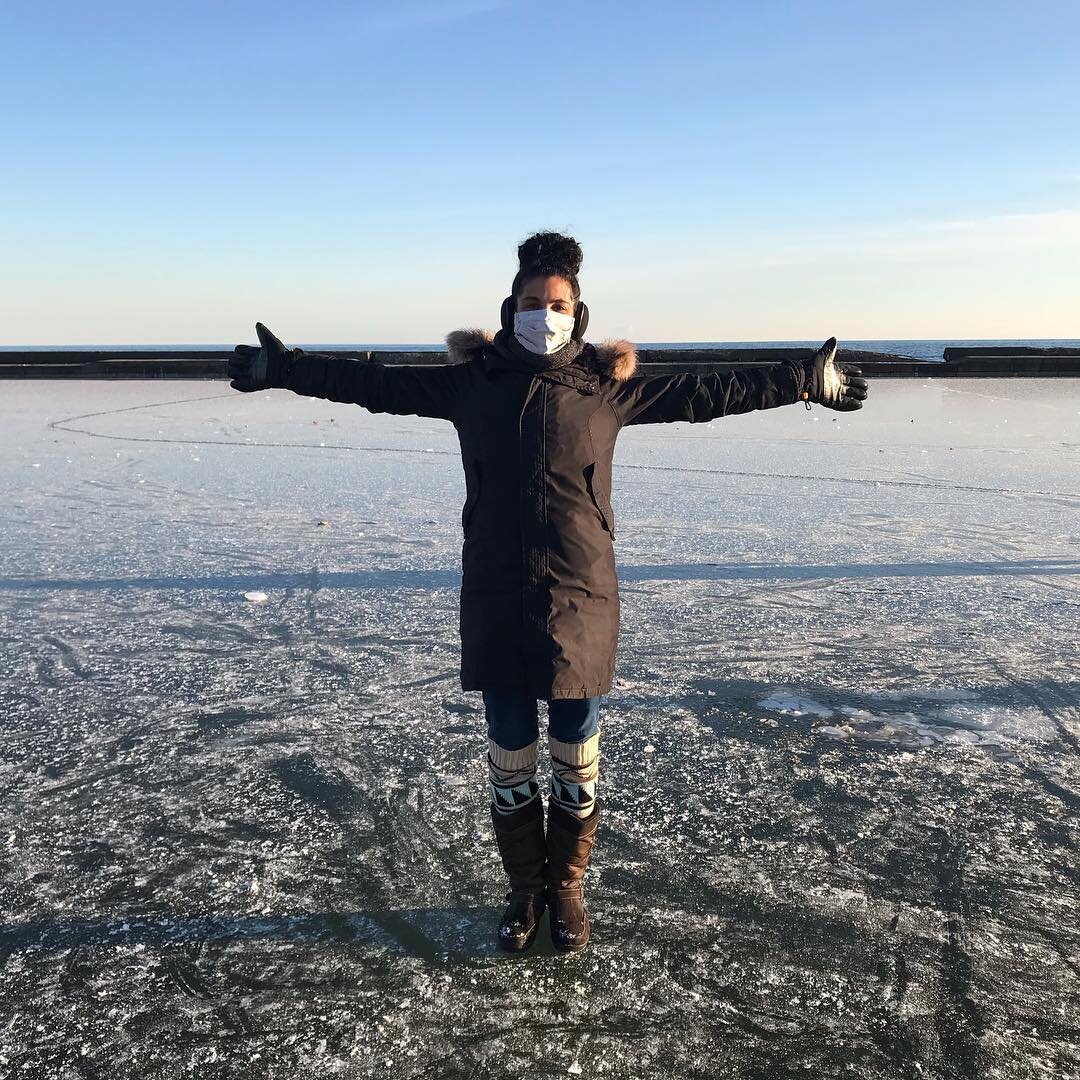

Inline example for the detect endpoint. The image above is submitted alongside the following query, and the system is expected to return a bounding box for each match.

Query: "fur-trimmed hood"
[445,328,638,381]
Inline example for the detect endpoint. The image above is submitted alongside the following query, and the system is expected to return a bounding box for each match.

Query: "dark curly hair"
[511,230,583,302]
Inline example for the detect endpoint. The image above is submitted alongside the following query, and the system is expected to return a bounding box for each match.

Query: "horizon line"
[3,336,1079,351]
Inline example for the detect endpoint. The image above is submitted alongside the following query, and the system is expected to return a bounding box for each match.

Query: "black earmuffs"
[501,294,590,340]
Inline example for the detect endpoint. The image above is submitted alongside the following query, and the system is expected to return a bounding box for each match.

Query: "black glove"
[228,322,295,392]
[799,337,869,412]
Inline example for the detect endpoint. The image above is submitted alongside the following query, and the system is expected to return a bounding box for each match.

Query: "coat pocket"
[583,462,616,541]
[461,457,482,532]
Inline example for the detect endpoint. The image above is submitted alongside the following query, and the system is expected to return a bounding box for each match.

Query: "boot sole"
[497,932,540,953]
[552,939,588,954]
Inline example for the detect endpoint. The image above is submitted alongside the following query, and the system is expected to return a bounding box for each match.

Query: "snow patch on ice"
[814,726,850,739]
[815,703,1057,750]
[758,691,835,718]
[757,686,1059,752]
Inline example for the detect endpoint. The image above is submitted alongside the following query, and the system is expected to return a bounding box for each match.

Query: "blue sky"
[3,0,1078,344]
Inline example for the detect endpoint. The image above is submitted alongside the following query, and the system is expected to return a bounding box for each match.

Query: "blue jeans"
[483,690,601,750]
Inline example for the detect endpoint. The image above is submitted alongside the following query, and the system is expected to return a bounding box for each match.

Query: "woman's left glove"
[228,322,294,392]
[799,337,869,411]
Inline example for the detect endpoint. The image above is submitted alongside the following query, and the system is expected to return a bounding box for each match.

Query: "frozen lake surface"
[1,376,1078,1078]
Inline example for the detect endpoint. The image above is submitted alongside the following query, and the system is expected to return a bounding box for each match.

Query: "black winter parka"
[275,327,810,699]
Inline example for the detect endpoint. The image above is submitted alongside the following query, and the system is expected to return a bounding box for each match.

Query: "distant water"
[619,339,1080,361]
[5,338,1080,362]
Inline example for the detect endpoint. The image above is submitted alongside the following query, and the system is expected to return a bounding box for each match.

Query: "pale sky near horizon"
[3,0,1078,345]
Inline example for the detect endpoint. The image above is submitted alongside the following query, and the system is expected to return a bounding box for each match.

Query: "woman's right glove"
[799,337,869,411]
[228,322,296,392]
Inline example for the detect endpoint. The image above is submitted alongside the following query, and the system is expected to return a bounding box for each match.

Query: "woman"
[228,231,869,956]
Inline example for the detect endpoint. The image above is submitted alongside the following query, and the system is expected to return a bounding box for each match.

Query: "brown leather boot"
[489,798,547,952]
[544,799,600,954]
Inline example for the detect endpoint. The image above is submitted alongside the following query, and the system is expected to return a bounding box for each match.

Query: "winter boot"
[544,799,600,954]
[489,798,548,952]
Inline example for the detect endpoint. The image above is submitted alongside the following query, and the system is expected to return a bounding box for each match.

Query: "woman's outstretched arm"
[229,322,468,422]
[608,338,867,426]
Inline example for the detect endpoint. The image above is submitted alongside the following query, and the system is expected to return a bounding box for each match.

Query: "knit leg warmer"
[548,731,599,819]
[488,736,541,815]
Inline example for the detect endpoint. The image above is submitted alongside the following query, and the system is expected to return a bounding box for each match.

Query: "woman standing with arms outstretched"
[228,231,868,955]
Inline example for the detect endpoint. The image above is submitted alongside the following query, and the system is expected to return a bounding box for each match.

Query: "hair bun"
[517,231,583,277]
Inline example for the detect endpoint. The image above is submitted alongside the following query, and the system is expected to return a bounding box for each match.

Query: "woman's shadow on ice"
[2,906,564,962]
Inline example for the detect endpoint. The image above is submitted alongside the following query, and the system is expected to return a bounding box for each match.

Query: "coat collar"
[445,327,638,383]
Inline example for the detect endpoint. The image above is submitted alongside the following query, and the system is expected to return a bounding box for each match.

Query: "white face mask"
[513,307,576,354]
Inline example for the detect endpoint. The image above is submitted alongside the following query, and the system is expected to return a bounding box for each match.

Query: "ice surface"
[1,377,1078,1078]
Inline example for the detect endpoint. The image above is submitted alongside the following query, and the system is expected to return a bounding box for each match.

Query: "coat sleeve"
[277,350,469,422]
[608,362,807,426]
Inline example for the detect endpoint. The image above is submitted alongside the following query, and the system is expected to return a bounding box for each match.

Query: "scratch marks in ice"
[37,633,93,683]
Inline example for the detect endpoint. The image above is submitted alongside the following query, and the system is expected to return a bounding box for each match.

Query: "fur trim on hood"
[445,327,638,381]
